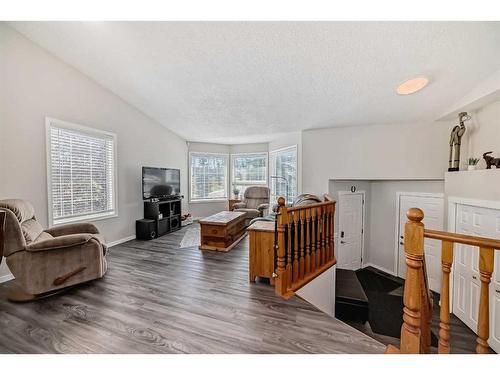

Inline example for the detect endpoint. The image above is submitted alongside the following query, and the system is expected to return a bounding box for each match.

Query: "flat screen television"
[142,167,181,200]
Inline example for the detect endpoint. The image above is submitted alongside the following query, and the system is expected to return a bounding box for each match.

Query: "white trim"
[107,235,136,248]
[0,272,14,284]
[448,196,500,210]
[394,191,444,278]
[45,117,118,227]
[189,199,228,204]
[188,151,229,203]
[338,190,365,270]
[269,145,297,154]
[362,263,397,277]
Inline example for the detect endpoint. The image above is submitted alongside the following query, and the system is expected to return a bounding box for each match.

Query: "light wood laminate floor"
[0,225,384,354]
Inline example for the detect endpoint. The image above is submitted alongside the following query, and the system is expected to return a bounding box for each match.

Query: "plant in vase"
[467,157,480,171]
[232,188,240,199]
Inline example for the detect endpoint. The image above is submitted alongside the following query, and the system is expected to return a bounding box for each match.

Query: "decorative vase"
[467,165,476,171]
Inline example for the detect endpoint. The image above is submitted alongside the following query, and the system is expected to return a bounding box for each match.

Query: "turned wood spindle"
[292,212,299,282]
[275,197,288,296]
[305,208,311,274]
[310,208,317,272]
[438,240,454,354]
[299,210,306,279]
[399,208,425,354]
[476,247,494,354]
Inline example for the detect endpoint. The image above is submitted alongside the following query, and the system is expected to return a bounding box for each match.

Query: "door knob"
[399,241,404,245]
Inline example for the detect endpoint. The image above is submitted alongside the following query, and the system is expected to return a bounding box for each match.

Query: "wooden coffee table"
[199,211,247,252]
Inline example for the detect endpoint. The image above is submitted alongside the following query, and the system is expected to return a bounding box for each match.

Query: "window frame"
[45,117,118,226]
[230,152,268,192]
[189,151,229,203]
[269,145,298,205]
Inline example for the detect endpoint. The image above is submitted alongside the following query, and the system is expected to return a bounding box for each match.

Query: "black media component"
[136,219,157,240]
[137,166,183,240]
[142,166,181,200]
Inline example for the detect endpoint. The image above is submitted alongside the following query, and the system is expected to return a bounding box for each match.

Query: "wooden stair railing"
[274,195,336,299]
[387,207,500,354]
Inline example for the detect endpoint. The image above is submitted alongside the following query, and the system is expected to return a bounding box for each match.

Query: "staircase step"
[335,268,369,323]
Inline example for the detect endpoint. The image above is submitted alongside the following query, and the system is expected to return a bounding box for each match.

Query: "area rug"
[179,227,200,248]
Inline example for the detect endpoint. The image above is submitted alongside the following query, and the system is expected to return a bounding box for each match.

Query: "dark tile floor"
[339,267,491,354]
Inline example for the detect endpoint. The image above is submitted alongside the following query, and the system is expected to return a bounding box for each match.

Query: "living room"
[2,1,500,371]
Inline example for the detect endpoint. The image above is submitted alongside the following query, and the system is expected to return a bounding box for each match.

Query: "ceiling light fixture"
[396,77,429,95]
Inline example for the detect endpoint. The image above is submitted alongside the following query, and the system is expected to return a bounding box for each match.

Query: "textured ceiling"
[9,21,500,143]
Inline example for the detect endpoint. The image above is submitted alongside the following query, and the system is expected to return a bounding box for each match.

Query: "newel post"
[400,208,425,354]
[275,197,288,296]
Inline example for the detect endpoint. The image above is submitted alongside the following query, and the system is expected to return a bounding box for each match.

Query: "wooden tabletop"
[199,211,246,226]
[247,220,275,232]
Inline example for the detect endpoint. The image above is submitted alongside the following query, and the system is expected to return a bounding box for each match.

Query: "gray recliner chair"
[0,199,107,301]
[233,186,270,226]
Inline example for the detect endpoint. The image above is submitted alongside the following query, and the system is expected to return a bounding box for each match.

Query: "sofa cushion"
[21,219,45,243]
[0,199,35,223]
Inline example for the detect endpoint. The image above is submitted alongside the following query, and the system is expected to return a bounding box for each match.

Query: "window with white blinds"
[231,153,267,197]
[270,146,298,205]
[47,118,117,225]
[189,153,228,201]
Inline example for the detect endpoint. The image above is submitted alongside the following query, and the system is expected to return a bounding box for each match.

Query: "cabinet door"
[453,204,500,353]
[489,209,500,352]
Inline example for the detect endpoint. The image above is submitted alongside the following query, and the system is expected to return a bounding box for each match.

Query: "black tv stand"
[136,198,182,240]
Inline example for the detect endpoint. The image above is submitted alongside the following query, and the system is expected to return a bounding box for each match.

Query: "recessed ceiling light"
[396,77,429,95]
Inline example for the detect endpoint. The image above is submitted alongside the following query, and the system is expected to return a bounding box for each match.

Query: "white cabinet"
[452,203,500,353]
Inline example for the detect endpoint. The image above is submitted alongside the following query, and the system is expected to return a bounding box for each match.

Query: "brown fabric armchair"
[233,186,270,226]
[0,199,107,300]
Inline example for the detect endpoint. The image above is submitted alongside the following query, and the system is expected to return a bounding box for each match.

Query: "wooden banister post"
[275,197,288,296]
[400,208,425,354]
[476,247,494,354]
[438,240,454,354]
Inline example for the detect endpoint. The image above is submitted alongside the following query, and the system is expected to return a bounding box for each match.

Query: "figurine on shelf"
[483,152,500,169]
[448,112,471,172]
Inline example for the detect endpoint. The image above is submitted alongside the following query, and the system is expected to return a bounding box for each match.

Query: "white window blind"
[270,146,298,205]
[231,153,267,197]
[190,153,228,201]
[47,119,116,225]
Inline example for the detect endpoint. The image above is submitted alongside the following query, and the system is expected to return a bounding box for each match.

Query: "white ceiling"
[9,21,500,143]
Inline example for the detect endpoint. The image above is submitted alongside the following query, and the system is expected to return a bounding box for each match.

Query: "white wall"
[367,180,444,274]
[329,179,444,275]
[302,122,450,196]
[452,99,500,171]
[0,24,188,279]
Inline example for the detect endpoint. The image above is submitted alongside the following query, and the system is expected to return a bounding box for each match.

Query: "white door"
[397,194,444,293]
[338,192,364,270]
[453,204,500,353]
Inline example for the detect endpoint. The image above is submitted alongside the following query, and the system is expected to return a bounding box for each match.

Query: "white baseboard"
[107,235,136,248]
[0,273,14,284]
[362,262,397,277]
